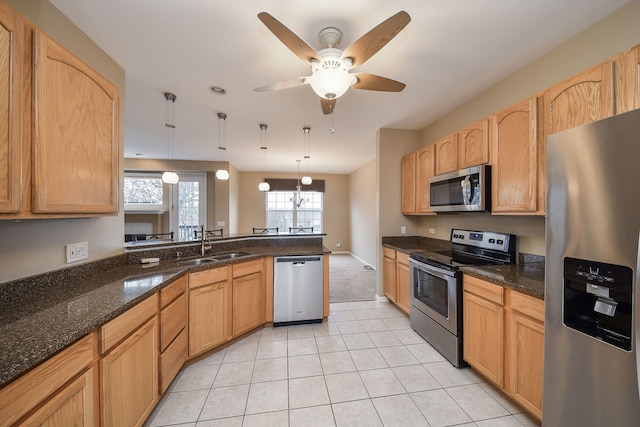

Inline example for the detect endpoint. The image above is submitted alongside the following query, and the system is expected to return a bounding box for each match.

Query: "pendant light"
[161,92,179,184]
[258,124,270,191]
[215,112,229,180]
[291,159,307,208]
[301,126,312,185]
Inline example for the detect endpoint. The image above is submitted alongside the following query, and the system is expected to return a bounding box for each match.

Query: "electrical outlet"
[429,228,436,234]
[217,221,225,227]
[66,242,88,263]
[400,226,407,234]
[336,243,341,248]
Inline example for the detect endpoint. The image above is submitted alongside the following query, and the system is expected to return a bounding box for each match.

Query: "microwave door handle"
[462,176,471,205]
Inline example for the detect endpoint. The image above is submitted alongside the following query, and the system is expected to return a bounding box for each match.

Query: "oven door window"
[414,268,449,318]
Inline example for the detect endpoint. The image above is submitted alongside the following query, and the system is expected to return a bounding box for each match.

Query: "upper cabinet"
[416,144,435,214]
[491,97,541,214]
[401,152,416,214]
[0,3,23,213]
[613,45,640,114]
[32,31,119,214]
[434,133,458,175]
[458,119,489,169]
[0,3,119,219]
[543,61,614,136]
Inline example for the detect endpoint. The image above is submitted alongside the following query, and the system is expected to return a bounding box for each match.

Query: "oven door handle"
[410,259,456,279]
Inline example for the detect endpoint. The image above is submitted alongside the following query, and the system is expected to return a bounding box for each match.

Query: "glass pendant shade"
[301,176,312,185]
[215,169,229,180]
[258,181,270,192]
[308,68,355,99]
[162,171,179,184]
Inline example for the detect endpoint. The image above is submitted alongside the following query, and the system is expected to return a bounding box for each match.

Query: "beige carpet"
[329,253,377,303]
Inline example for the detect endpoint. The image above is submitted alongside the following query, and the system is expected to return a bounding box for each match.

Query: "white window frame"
[265,190,323,232]
[123,172,168,212]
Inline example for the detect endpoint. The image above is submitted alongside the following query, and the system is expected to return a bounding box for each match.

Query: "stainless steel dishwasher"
[273,255,324,326]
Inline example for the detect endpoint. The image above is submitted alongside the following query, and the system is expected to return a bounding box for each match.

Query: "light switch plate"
[66,242,88,263]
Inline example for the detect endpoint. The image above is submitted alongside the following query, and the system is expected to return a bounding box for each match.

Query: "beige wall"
[348,159,377,266]
[237,172,349,251]
[0,0,125,283]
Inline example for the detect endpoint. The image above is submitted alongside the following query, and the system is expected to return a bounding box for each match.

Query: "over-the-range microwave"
[429,165,491,212]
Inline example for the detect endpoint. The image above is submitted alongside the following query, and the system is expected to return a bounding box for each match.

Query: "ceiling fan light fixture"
[309,67,355,99]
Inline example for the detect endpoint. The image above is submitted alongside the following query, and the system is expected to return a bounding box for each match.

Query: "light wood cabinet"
[613,45,640,114]
[509,291,544,420]
[0,2,23,213]
[32,30,119,214]
[463,276,505,387]
[401,152,416,214]
[416,144,435,214]
[382,247,410,315]
[188,266,231,357]
[458,119,489,169]
[396,252,411,314]
[543,61,614,137]
[0,333,96,426]
[383,248,397,303]
[463,274,544,421]
[434,133,458,175]
[159,275,187,394]
[100,295,158,427]
[491,97,541,214]
[232,260,265,336]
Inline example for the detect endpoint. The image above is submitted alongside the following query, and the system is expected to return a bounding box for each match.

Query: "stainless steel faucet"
[200,224,211,256]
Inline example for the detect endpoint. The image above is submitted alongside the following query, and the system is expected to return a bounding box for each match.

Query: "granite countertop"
[0,240,329,388]
[381,235,545,300]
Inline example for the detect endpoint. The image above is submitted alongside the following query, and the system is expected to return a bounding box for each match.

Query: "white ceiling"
[50,0,628,175]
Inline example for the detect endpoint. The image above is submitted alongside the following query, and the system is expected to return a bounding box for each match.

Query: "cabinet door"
[32,30,119,214]
[383,255,397,303]
[396,256,410,314]
[416,145,435,213]
[458,119,489,169]
[434,134,458,175]
[19,368,96,426]
[613,45,640,114]
[509,311,544,420]
[463,292,504,387]
[543,61,613,137]
[401,152,416,214]
[189,280,230,356]
[0,3,23,213]
[232,271,264,336]
[491,98,538,213]
[101,317,158,427]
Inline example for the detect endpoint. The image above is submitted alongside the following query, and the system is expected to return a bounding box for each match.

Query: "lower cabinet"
[100,295,159,427]
[159,275,188,394]
[232,260,264,336]
[0,333,96,426]
[382,247,410,315]
[462,274,544,421]
[188,266,231,357]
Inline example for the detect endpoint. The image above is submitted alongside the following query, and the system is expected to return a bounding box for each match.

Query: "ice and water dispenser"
[563,257,633,351]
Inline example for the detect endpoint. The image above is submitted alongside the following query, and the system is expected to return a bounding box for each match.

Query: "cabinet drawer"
[233,259,262,278]
[383,247,396,260]
[159,328,187,394]
[396,252,409,266]
[161,292,187,351]
[0,333,95,426]
[101,294,158,353]
[463,275,504,305]
[189,266,229,289]
[160,275,187,308]
[511,291,545,323]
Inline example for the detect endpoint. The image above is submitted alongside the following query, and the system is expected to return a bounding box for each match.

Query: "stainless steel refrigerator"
[544,108,640,425]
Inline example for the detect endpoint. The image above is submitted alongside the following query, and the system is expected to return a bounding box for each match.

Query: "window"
[123,173,166,211]
[266,191,323,232]
[171,173,206,241]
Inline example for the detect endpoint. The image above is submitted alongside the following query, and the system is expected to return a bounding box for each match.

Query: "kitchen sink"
[210,252,250,261]
[176,257,216,266]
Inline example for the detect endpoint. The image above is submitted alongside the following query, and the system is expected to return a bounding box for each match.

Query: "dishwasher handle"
[275,256,322,263]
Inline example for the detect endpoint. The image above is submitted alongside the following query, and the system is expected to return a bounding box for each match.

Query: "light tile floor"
[146,301,540,427]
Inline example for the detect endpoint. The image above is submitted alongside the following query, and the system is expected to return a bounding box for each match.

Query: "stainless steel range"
[409,229,516,367]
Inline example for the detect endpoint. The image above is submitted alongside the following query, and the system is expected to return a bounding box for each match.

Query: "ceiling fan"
[255,11,411,115]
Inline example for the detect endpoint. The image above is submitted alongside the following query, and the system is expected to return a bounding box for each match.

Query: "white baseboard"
[376,294,389,302]
[332,251,376,271]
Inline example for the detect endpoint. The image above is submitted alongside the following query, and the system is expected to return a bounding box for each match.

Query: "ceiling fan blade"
[321,98,336,115]
[258,12,321,63]
[254,77,309,92]
[342,11,410,67]
[352,73,406,92]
